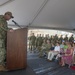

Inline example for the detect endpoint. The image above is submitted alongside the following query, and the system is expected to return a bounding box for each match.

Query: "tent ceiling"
[0,0,10,6]
[0,0,75,30]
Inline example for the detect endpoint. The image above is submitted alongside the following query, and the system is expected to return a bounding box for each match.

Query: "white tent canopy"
[0,0,75,30]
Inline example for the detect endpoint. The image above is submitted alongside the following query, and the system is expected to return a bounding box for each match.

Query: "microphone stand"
[12,20,21,28]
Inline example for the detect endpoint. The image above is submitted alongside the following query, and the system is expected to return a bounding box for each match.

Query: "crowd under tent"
[0,0,75,75]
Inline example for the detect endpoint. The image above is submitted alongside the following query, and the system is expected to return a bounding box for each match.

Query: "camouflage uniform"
[38,36,43,47]
[39,41,46,57]
[54,34,58,43]
[0,15,8,65]
[59,35,63,44]
[45,43,51,52]
[42,40,51,56]
[37,34,43,51]
[69,35,74,42]
[35,34,39,48]
[64,35,68,42]
[29,35,36,51]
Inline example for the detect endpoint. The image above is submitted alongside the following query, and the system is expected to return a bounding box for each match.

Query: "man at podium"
[0,11,14,71]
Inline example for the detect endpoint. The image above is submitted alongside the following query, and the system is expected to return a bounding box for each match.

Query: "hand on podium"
[9,28,14,32]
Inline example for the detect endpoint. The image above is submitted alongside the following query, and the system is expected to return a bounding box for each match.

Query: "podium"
[6,28,27,70]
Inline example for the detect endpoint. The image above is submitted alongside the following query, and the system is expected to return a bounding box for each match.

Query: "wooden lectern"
[6,28,27,70]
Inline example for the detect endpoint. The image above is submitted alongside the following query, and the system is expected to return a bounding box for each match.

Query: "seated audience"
[55,42,65,64]
[50,43,55,51]
[39,39,46,57]
[47,42,60,61]
[73,43,75,64]
[61,43,73,67]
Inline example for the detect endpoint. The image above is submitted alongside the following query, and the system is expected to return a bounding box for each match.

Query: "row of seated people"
[39,40,75,68]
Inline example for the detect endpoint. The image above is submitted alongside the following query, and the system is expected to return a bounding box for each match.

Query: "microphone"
[12,20,21,28]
